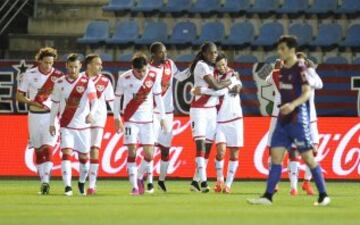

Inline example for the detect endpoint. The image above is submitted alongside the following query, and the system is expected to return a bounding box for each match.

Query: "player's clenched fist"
[114,119,124,133]
[49,125,56,136]
[85,113,94,124]
[280,102,295,115]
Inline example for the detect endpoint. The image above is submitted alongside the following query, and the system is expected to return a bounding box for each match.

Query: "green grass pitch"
[0,180,359,225]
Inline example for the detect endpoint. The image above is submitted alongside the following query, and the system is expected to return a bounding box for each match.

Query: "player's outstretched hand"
[86,114,94,124]
[191,87,202,96]
[49,125,56,136]
[115,119,124,133]
[280,103,295,115]
[160,119,169,134]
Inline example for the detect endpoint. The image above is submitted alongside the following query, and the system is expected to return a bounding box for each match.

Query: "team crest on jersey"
[145,80,153,88]
[148,71,156,78]
[96,85,105,92]
[76,86,85,93]
[51,76,57,82]
[164,68,171,75]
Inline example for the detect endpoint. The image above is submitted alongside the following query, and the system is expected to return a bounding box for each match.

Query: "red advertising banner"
[0,116,359,180]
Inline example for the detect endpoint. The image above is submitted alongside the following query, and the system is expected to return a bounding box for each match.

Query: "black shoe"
[190,180,201,192]
[157,180,167,192]
[64,186,73,196]
[78,182,85,195]
[146,183,154,194]
[40,183,50,195]
[200,181,210,193]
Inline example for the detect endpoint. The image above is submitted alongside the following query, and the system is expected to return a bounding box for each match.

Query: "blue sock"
[311,165,327,194]
[265,164,282,194]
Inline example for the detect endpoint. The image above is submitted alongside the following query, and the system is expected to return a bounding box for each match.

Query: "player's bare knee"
[229,148,239,161]
[90,147,99,159]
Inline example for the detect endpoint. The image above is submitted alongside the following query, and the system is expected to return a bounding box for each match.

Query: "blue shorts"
[270,120,313,152]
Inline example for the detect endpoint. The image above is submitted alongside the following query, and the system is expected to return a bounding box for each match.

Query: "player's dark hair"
[131,52,148,69]
[149,42,164,55]
[35,47,58,61]
[215,52,227,63]
[296,52,307,59]
[66,53,80,63]
[190,42,217,75]
[277,35,298,50]
[84,53,100,67]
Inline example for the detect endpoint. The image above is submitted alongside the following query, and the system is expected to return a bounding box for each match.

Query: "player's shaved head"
[150,42,167,64]
[150,42,165,54]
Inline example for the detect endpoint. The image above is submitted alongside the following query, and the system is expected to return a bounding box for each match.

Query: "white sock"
[42,161,53,184]
[79,162,89,183]
[138,160,149,180]
[288,161,299,190]
[89,163,99,189]
[127,162,138,189]
[61,160,72,187]
[225,160,238,188]
[192,168,200,182]
[147,160,154,184]
[215,159,224,182]
[304,165,312,181]
[196,157,206,182]
[159,160,169,181]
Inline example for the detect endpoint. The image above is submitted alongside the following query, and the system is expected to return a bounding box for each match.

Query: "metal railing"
[0,0,31,36]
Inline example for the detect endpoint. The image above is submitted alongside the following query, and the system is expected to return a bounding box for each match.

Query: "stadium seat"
[217,0,250,13]
[248,0,277,13]
[222,21,254,46]
[234,55,258,63]
[340,24,360,48]
[77,21,109,44]
[167,22,197,45]
[276,0,308,14]
[335,0,360,14]
[160,0,192,13]
[102,0,134,12]
[189,0,220,14]
[133,0,163,13]
[117,52,133,62]
[175,54,195,62]
[324,56,348,64]
[265,55,279,63]
[99,53,113,62]
[192,22,225,45]
[135,21,167,45]
[352,57,360,64]
[288,23,313,46]
[308,0,337,14]
[252,22,284,47]
[310,23,342,48]
[106,21,139,45]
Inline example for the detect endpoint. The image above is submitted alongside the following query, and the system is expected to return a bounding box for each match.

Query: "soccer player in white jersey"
[193,52,242,193]
[148,42,191,193]
[113,53,167,196]
[189,42,232,193]
[81,54,115,195]
[49,54,99,196]
[16,47,64,195]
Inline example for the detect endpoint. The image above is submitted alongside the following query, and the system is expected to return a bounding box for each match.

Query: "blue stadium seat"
[335,0,360,14]
[189,0,220,14]
[308,0,337,14]
[310,23,342,47]
[340,24,360,48]
[135,21,167,45]
[193,22,225,45]
[234,55,258,63]
[265,55,279,63]
[324,56,348,64]
[106,21,139,44]
[167,22,196,45]
[288,23,313,46]
[117,52,133,62]
[77,21,109,44]
[222,21,254,46]
[218,0,250,13]
[175,54,195,62]
[102,0,134,12]
[252,22,284,47]
[248,0,277,13]
[133,0,163,13]
[352,57,360,64]
[99,53,113,62]
[276,0,308,14]
[160,0,192,13]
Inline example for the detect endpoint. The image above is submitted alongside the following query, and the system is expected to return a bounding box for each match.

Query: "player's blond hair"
[35,47,58,61]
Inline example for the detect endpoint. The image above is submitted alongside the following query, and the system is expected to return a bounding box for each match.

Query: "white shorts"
[90,127,104,149]
[153,113,173,148]
[60,128,91,154]
[216,118,244,148]
[28,112,58,149]
[190,107,217,142]
[124,122,155,146]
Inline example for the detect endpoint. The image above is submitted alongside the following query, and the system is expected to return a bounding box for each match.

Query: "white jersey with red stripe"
[17,66,64,110]
[191,60,218,108]
[51,75,97,129]
[216,70,243,123]
[115,68,162,123]
[81,72,115,127]
[150,59,190,113]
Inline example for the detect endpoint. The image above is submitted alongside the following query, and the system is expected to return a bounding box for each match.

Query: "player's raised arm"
[172,60,191,81]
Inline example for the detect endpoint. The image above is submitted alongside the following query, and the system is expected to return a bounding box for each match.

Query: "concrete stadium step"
[28,18,96,35]
[37,0,108,5]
